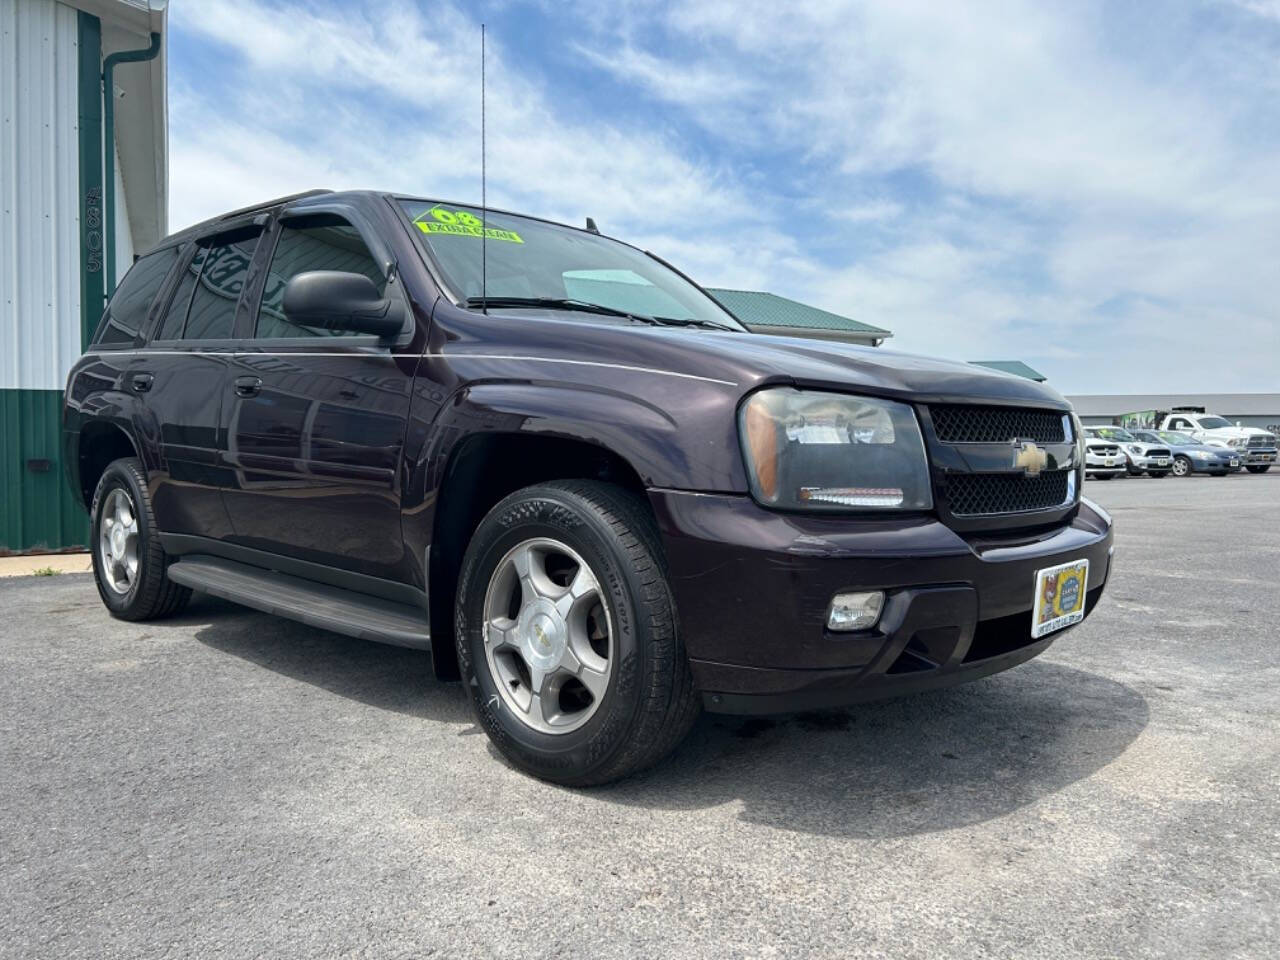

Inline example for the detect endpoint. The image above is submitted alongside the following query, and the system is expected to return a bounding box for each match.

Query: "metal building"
[1,0,167,551]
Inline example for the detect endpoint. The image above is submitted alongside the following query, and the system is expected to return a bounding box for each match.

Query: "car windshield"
[399,199,746,331]
[1158,431,1197,445]
[1091,427,1135,442]
[1195,416,1232,429]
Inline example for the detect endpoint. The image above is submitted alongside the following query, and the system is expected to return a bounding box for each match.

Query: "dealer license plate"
[1230,459,1239,467]
[1155,458,1169,466]
[1104,458,1115,466]
[1031,559,1090,639]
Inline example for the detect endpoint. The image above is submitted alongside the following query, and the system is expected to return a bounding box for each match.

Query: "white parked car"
[1083,426,1172,477]
[1082,435,1126,480]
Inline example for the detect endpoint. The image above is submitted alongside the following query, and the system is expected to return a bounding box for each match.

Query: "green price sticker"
[415,207,523,243]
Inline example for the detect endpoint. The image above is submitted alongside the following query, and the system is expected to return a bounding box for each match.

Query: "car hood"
[633,329,1072,408]
[1198,425,1272,440]
[1166,442,1234,456]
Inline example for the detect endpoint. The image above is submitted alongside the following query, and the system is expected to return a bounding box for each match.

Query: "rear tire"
[91,457,191,620]
[455,480,699,786]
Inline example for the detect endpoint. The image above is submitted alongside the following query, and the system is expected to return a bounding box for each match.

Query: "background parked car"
[1083,436,1126,480]
[1083,426,1172,477]
[1131,430,1238,477]
[1149,409,1276,473]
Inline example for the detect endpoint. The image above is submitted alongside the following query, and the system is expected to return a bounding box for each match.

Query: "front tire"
[1246,465,1271,474]
[91,457,191,620]
[455,480,699,786]
[1171,456,1191,477]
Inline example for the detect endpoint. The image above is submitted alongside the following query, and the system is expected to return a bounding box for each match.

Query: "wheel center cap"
[518,599,566,669]
[110,526,126,557]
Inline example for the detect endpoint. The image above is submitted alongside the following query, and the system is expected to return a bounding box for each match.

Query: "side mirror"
[282,270,404,338]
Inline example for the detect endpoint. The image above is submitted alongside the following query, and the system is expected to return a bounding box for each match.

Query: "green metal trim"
[77,11,104,347]
[102,31,162,296]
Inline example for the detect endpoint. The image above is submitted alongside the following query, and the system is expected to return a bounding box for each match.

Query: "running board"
[166,556,430,649]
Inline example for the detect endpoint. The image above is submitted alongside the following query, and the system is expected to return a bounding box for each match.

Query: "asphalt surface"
[2,473,1278,958]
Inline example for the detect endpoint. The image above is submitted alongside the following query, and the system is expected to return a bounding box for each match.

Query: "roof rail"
[215,189,333,222]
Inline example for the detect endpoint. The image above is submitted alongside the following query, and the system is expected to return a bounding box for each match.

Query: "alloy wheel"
[481,537,614,735]
[98,487,140,595]
[1172,457,1190,477]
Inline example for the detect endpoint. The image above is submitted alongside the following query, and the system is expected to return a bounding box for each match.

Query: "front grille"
[1146,448,1171,458]
[931,405,1066,444]
[1090,444,1119,455]
[1248,435,1275,448]
[947,469,1071,516]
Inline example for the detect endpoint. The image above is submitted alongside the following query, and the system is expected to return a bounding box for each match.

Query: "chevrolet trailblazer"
[64,190,1114,784]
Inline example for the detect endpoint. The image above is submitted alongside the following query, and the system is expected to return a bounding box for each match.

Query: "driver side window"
[255,214,386,338]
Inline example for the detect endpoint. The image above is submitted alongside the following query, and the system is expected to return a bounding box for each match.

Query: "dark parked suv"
[64,189,1114,784]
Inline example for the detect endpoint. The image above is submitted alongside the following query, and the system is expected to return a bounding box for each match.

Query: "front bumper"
[1131,454,1172,471]
[1187,454,1237,473]
[1085,456,1125,475]
[649,491,1114,714]
[1243,449,1277,465]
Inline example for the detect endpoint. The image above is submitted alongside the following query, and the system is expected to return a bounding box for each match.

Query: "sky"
[166,0,1280,394]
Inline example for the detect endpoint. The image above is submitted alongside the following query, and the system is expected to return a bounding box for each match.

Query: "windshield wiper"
[465,296,645,321]
[648,316,739,332]
[465,296,738,331]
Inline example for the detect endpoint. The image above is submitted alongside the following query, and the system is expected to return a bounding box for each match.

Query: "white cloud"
[571,0,1280,391]
[168,0,1280,393]
[167,0,776,281]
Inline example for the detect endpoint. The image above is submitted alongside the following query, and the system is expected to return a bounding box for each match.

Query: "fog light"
[827,591,885,632]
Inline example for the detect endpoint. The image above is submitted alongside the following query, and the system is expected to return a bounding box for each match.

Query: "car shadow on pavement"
[183,596,1147,839]
[186,596,472,724]
[601,660,1149,838]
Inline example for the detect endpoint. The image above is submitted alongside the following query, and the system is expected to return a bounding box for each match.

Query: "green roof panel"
[968,360,1047,382]
[706,288,891,337]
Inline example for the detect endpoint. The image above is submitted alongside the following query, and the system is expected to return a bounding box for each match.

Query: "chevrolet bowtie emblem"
[1013,440,1049,477]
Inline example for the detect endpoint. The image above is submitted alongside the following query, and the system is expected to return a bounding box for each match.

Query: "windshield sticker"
[414,207,523,243]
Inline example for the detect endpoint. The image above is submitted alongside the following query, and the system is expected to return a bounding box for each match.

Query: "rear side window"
[255,214,385,338]
[183,228,261,341]
[154,246,206,341]
[95,246,180,345]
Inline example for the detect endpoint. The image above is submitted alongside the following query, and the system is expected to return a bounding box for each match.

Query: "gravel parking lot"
[2,474,1277,959]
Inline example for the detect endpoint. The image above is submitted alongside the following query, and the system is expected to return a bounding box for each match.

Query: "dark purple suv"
[64,190,1114,784]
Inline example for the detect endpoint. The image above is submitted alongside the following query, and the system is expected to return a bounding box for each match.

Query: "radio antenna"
[478,22,481,316]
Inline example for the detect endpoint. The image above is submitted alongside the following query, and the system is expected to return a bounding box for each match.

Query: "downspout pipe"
[102,31,162,295]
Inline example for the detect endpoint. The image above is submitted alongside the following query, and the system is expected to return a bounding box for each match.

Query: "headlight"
[1127,445,1143,454]
[1192,450,1211,459]
[739,388,932,510]
[1229,438,1245,448]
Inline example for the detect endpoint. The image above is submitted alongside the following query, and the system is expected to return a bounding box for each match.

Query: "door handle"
[130,373,154,393]
[233,376,262,398]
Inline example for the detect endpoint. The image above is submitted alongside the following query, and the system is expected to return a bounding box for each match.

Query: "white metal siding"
[0,0,82,392]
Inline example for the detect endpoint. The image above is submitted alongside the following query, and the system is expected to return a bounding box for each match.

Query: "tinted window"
[184,229,261,341]
[95,246,180,345]
[256,215,385,338]
[154,246,206,341]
